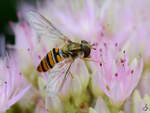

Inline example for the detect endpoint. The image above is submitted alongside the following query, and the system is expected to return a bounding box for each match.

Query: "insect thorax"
[62,41,91,58]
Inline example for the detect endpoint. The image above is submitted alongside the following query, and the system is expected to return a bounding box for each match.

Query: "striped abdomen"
[37,48,66,72]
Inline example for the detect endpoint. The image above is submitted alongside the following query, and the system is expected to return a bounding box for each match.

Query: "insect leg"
[80,57,100,63]
[69,71,74,78]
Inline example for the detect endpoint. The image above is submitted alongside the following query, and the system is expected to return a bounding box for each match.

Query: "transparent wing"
[45,58,73,111]
[46,57,73,95]
[27,11,71,42]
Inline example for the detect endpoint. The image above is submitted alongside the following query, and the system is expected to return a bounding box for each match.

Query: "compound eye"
[84,47,91,58]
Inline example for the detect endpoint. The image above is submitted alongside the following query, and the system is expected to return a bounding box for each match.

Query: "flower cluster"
[0,0,150,113]
[0,55,30,112]
[91,40,143,105]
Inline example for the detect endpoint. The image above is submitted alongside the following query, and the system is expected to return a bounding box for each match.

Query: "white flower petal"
[89,108,97,113]
[95,97,110,113]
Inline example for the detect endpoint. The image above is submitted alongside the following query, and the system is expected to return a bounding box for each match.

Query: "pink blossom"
[11,20,51,82]
[89,96,110,113]
[37,0,114,42]
[11,21,39,66]
[10,0,147,112]
[91,40,143,105]
[89,96,123,113]
[137,70,150,97]
[0,55,31,112]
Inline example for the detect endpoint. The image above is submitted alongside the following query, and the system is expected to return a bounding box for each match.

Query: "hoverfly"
[28,11,96,93]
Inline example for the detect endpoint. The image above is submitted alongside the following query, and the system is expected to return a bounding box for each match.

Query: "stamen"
[120,59,126,63]
[121,59,124,63]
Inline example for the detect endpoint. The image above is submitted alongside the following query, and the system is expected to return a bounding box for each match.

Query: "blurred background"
[0,0,37,57]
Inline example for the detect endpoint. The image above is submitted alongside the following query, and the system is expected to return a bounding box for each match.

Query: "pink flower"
[89,96,124,113]
[137,70,150,97]
[37,0,114,42]
[11,0,146,112]
[89,96,110,113]
[11,21,38,67]
[0,55,31,112]
[91,40,143,105]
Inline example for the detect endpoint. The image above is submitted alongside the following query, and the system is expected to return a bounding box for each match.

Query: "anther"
[38,55,41,59]
[115,43,118,47]
[99,48,102,52]
[100,63,102,67]
[131,70,134,74]
[115,73,118,77]
[120,59,126,63]
[104,43,107,47]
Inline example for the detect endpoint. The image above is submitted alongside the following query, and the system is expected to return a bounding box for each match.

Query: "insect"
[28,11,96,93]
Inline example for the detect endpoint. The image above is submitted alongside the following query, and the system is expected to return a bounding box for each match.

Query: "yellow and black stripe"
[37,48,65,72]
